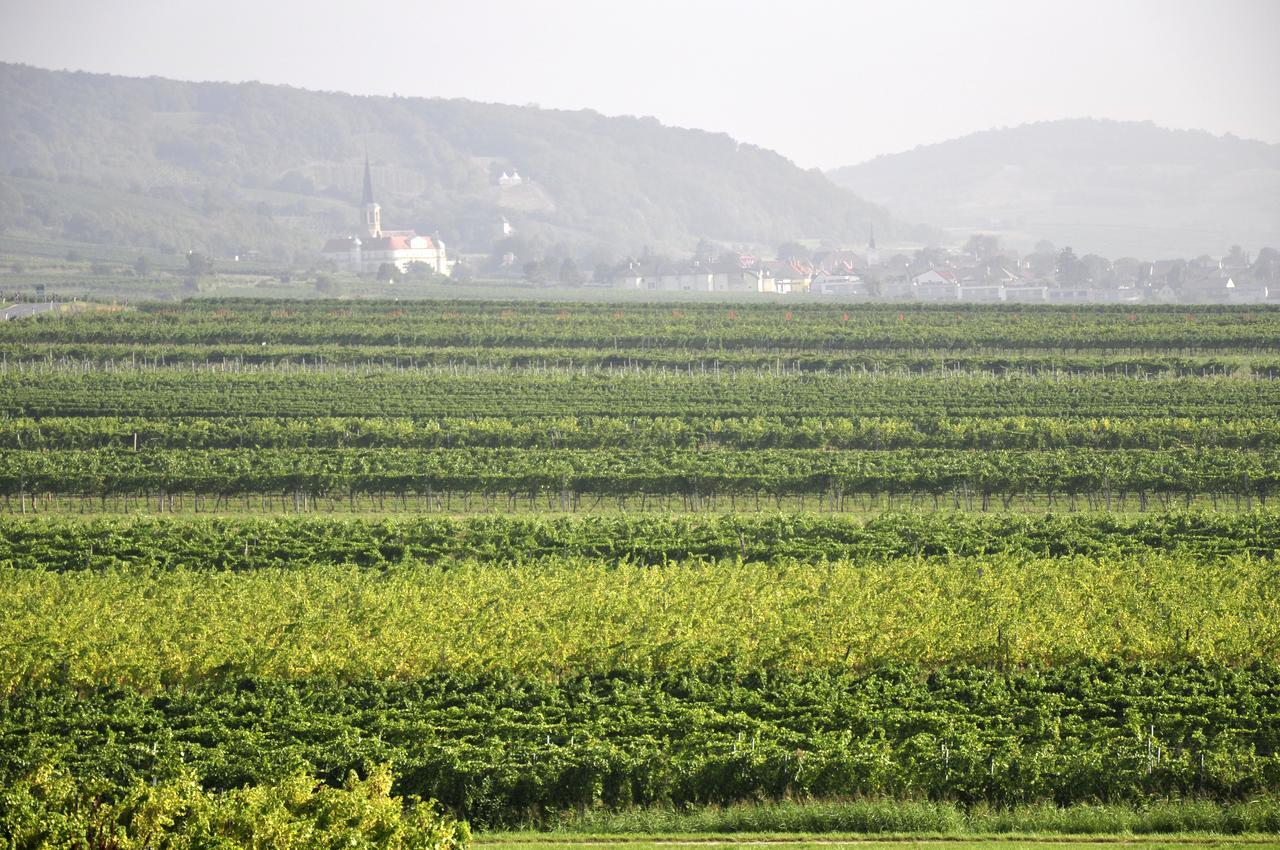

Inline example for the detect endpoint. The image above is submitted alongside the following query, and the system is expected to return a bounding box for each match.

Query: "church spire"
[360,154,382,238]
[361,154,375,206]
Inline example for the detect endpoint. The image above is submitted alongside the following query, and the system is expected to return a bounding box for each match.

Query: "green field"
[1,301,1278,845]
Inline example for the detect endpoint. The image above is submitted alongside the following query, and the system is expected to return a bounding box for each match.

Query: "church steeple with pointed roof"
[324,152,453,278]
[362,155,381,238]
[362,155,375,205]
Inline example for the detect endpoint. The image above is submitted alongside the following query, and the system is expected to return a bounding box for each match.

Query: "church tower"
[362,155,382,238]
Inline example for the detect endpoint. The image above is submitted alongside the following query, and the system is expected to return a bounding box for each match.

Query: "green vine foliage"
[4,666,1278,827]
[0,762,470,849]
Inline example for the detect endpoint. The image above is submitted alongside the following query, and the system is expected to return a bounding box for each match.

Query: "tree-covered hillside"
[828,118,1280,259]
[0,63,902,264]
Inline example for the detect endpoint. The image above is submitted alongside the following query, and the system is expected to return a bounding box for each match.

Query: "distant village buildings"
[613,261,765,294]
[604,233,1276,304]
[317,156,1272,303]
[322,157,453,276]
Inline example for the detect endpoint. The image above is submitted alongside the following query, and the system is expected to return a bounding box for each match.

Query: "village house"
[614,262,763,293]
[810,271,869,297]
[956,282,1004,303]
[1003,283,1049,303]
[915,282,958,301]
[759,259,813,294]
[812,250,866,275]
[1047,286,1092,304]
[879,275,915,300]
[1225,279,1269,304]
[911,268,956,287]
[911,268,959,301]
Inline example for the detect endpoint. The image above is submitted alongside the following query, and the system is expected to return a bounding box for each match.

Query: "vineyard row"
[4,343,1279,377]
[5,370,1279,418]
[6,664,1279,823]
[3,511,1278,571]
[2,448,1278,504]
[8,300,1280,353]
[3,555,1277,692]
[6,414,1280,451]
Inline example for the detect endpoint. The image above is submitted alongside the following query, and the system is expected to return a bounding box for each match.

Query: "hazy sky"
[2,0,1277,169]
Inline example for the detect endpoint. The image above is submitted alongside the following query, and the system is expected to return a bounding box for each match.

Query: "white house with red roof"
[322,157,453,276]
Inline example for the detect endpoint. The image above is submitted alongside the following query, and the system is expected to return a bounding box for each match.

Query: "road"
[1,302,60,320]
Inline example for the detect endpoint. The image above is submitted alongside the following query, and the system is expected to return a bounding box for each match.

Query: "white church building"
[323,158,453,275]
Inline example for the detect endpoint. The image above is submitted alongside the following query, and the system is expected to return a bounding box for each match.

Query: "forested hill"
[0,63,900,263]
[828,118,1280,259]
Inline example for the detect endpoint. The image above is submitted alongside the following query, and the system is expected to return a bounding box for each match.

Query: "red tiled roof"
[364,236,410,250]
[365,235,436,251]
[324,232,438,253]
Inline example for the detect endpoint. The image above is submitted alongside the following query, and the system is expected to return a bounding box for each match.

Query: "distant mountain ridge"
[827,119,1280,259]
[0,63,905,263]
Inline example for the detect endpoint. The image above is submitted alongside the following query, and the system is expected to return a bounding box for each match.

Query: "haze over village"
[0,1,1277,306]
